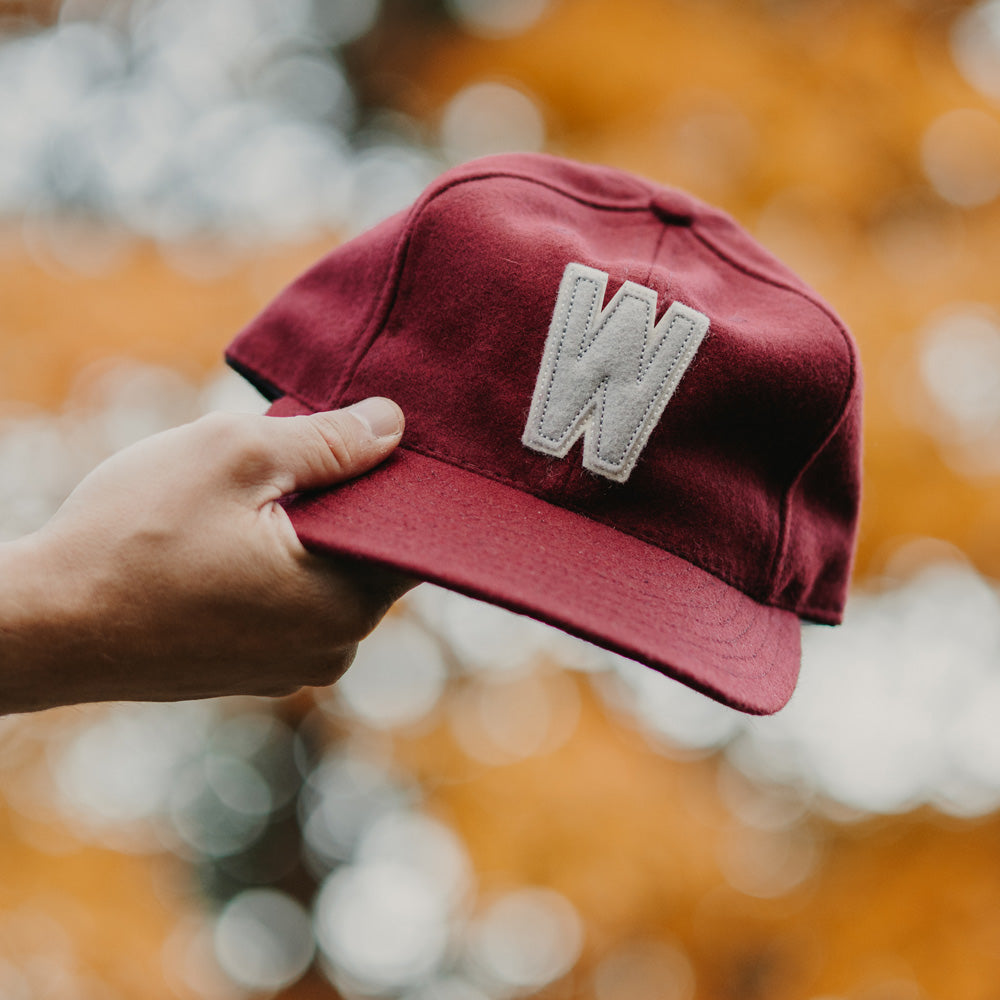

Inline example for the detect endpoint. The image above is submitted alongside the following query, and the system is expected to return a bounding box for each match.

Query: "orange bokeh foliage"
[0,232,330,410]
[397,673,1000,999]
[2,1,1000,998]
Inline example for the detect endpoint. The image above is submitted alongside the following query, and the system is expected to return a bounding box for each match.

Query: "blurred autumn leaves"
[3,1,1000,999]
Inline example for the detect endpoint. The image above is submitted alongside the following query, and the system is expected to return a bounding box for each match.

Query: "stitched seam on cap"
[536,274,601,443]
[394,439,836,621]
[335,170,653,402]
[371,571,780,709]
[643,222,669,286]
[394,437,775,607]
[689,226,857,612]
[533,280,701,467]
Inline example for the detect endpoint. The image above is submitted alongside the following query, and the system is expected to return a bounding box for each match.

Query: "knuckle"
[309,414,359,478]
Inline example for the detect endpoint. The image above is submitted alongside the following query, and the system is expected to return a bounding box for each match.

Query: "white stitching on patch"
[522,262,710,483]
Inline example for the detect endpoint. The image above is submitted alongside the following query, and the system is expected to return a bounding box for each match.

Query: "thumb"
[267,397,404,496]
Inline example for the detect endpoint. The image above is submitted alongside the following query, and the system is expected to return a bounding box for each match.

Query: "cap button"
[649,189,696,226]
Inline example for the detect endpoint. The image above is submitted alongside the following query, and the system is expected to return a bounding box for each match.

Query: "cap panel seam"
[643,219,669,286]
[333,171,654,403]
[769,372,858,609]
[688,226,858,607]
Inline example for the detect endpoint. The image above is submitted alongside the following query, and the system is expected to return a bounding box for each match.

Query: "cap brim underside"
[270,399,801,715]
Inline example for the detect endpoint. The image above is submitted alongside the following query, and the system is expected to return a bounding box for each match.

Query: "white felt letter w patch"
[522,262,710,483]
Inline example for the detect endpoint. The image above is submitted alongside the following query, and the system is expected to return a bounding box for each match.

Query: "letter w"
[522,262,710,482]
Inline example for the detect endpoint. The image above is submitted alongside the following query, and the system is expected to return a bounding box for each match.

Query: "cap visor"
[272,399,800,715]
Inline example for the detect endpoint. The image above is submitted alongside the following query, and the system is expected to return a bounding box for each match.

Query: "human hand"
[0,398,414,714]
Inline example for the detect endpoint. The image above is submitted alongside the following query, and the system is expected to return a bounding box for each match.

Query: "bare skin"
[0,397,414,715]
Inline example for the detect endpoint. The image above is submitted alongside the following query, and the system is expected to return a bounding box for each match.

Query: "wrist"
[0,532,97,714]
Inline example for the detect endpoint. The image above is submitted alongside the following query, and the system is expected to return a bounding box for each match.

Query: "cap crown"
[228,154,861,622]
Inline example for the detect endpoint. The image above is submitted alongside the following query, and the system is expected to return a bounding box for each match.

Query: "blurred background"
[2,0,1000,997]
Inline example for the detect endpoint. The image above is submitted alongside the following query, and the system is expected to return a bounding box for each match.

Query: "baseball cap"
[226,153,862,716]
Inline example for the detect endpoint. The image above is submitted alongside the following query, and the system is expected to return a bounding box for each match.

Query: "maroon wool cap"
[226,153,862,716]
